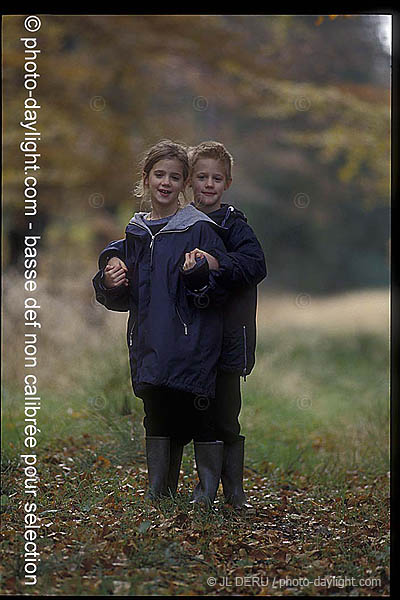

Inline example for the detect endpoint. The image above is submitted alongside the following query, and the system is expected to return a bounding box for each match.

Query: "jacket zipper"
[175,305,188,335]
[221,205,234,228]
[242,325,248,381]
[149,235,156,267]
[129,319,136,347]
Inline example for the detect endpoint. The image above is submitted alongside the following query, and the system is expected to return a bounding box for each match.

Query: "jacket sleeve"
[92,269,130,312]
[181,222,231,308]
[209,219,267,290]
[92,238,130,312]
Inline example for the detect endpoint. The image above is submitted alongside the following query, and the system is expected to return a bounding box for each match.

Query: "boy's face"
[191,158,231,213]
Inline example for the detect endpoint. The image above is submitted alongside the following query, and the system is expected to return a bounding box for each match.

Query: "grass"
[241,328,389,484]
[1,276,390,595]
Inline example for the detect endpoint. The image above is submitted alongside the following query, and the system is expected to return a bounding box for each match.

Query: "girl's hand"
[103,257,129,288]
[183,249,204,271]
[183,248,219,271]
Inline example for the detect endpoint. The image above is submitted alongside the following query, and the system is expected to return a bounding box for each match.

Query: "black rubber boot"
[167,438,184,496]
[221,435,247,508]
[145,436,170,499]
[192,441,224,505]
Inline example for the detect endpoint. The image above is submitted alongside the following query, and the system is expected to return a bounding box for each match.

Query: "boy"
[185,141,266,508]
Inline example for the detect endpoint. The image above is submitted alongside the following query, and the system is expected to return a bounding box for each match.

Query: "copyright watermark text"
[207,574,382,590]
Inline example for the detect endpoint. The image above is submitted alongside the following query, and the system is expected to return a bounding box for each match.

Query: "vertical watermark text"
[20,15,43,587]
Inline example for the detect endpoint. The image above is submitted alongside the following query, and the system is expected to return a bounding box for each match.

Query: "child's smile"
[158,188,172,197]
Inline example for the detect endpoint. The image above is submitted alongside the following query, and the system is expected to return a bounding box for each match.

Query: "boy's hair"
[134,139,190,208]
[189,141,234,181]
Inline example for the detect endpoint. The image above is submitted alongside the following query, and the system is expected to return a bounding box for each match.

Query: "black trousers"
[141,371,242,446]
[142,386,217,443]
[213,370,242,444]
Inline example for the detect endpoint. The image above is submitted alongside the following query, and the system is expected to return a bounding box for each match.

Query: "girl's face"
[144,158,187,209]
[190,158,231,214]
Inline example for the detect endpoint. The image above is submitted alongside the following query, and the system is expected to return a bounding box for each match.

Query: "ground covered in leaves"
[1,429,389,596]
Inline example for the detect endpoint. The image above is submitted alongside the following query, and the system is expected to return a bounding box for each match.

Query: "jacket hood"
[126,204,220,235]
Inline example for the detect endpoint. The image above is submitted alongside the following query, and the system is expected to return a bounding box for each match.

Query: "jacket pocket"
[218,326,248,375]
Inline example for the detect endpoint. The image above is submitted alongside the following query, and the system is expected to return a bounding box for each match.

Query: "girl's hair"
[188,140,234,181]
[134,139,190,210]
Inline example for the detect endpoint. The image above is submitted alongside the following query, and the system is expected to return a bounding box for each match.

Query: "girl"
[92,140,229,504]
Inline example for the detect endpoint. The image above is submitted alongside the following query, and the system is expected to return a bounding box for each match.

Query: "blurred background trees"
[3,14,390,293]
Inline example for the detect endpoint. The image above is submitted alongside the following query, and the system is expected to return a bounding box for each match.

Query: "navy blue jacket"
[95,203,267,379]
[92,205,229,399]
[203,204,267,377]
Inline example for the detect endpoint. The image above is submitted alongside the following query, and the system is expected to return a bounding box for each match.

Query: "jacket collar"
[189,201,247,227]
[126,204,220,235]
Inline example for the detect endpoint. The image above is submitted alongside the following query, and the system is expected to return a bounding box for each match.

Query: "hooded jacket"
[201,204,267,377]
[92,204,229,399]
[95,203,267,378]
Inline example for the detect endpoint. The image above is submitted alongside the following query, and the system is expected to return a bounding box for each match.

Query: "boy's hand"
[103,257,129,288]
[183,248,219,271]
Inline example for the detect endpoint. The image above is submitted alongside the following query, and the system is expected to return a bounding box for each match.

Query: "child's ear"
[142,170,148,187]
[224,177,232,190]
